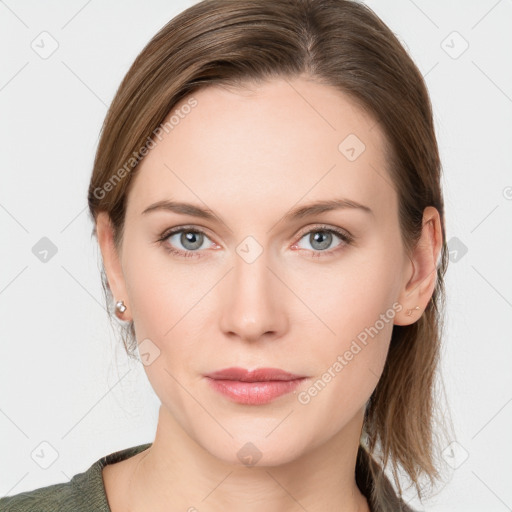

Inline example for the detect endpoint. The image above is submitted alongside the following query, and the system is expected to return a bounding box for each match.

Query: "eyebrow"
[141,197,373,222]
[282,198,373,221]
[142,200,221,221]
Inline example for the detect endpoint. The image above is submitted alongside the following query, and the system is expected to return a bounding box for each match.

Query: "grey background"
[1,0,511,510]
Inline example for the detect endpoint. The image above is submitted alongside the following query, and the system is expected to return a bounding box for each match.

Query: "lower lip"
[205,377,306,405]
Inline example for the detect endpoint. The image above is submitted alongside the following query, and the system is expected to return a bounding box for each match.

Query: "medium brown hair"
[87,0,450,504]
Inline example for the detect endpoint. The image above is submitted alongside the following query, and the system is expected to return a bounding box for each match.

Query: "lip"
[205,367,304,382]
[204,367,307,405]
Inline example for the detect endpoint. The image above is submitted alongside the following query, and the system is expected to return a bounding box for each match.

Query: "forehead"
[127,77,396,222]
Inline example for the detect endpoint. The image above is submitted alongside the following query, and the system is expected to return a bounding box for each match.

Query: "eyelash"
[156,224,354,260]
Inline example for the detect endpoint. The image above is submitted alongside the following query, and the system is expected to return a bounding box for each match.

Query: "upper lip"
[205,367,305,382]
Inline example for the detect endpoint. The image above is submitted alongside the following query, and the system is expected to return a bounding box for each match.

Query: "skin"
[97,76,443,512]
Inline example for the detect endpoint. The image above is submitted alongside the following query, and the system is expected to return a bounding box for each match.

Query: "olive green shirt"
[0,443,416,511]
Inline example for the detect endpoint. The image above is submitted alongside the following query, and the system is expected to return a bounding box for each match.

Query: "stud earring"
[115,300,127,315]
[405,305,420,316]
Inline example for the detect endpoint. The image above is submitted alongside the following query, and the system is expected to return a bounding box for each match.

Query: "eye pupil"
[310,231,332,250]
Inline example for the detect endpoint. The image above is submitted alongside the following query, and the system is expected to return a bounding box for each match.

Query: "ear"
[394,206,443,326]
[96,212,132,322]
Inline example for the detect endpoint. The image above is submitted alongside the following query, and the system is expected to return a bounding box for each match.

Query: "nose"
[218,246,288,343]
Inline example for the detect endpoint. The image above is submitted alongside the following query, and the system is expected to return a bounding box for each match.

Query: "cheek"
[293,246,399,342]
[122,243,225,399]
[294,294,395,444]
[121,244,211,415]
[293,247,399,405]
[122,239,208,339]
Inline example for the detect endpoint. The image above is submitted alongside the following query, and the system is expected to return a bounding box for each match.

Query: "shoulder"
[0,479,92,512]
[0,443,152,512]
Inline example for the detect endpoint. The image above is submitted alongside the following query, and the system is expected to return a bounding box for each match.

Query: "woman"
[0,0,449,510]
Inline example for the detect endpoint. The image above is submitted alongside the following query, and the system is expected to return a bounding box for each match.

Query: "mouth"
[204,367,307,405]
[205,366,305,382]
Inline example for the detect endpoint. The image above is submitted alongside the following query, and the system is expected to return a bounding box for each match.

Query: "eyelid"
[294,223,353,242]
[159,224,216,241]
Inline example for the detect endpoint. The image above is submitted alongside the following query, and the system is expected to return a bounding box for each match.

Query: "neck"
[124,405,369,512]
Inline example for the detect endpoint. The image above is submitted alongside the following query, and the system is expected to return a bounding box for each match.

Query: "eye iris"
[310,231,332,250]
[181,231,203,250]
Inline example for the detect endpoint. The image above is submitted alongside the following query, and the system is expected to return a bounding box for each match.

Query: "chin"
[199,432,309,468]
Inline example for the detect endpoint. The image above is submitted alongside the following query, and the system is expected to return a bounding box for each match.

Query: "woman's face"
[101,77,416,465]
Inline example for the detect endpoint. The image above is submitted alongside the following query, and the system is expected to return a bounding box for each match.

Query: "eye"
[292,225,353,258]
[157,226,217,258]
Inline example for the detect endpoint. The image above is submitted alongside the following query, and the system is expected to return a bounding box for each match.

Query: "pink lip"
[204,367,307,405]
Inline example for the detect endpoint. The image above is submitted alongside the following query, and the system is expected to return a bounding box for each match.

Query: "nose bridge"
[234,241,271,298]
[219,236,287,340]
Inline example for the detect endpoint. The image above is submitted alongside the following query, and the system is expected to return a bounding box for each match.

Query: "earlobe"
[96,212,131,321]
[394,207,442,326]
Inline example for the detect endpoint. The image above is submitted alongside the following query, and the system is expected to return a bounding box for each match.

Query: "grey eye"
[168,230,208,251]
[308,231,333,251]
[297,230,343,252]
